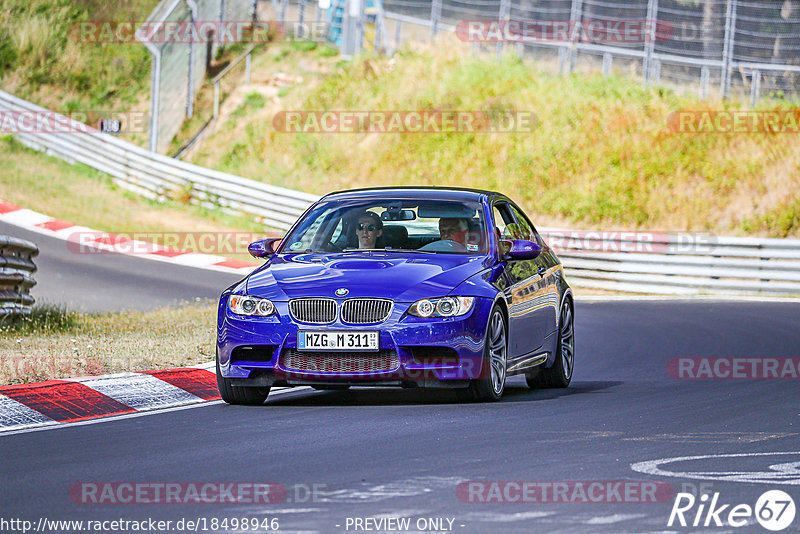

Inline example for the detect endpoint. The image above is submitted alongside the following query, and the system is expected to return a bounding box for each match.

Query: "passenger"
[355,211,384,249]
[438,217,469,247]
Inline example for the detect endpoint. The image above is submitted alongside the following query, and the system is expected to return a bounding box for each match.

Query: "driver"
[438,217,469,247]
[355,211,383,249]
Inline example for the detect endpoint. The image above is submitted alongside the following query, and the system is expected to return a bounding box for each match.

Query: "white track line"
[0,387,309,437]
[577,295,800,303]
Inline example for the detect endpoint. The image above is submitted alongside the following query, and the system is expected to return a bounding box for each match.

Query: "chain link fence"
[140,0,258,153]
[141,0,797,153]
[377,0,800,103]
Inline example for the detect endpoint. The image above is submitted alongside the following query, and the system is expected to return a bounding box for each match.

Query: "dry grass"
[0,136,271,262]
[0,300,216,385]
[189,37,800,237]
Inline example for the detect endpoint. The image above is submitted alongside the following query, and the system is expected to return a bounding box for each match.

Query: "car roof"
[321,186,504,203]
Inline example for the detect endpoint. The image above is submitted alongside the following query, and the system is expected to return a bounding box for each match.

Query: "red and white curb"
[0,199,260,275]
[0,363,222,433]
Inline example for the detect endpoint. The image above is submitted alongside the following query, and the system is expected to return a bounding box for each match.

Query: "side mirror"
[504,239,542,260]
[248,238,282,258]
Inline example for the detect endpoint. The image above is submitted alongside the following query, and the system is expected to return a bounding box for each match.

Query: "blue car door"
[492,201,551,359]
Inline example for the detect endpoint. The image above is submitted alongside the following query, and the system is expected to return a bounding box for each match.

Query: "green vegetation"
[189,41,800,237]
[231,91,267,119]
[0,0,157,112]
[0,303,80,336]
[0,300,216,385]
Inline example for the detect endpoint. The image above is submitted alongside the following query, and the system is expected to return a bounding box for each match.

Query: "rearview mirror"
[381,209,416,221]
[248,238,283,258]
[503,239,542,260]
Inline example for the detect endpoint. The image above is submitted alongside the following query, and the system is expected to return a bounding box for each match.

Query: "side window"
[492,202,516,253]
[509,204,539,244]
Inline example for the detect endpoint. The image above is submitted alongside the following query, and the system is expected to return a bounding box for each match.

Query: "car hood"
[246,252,491,302]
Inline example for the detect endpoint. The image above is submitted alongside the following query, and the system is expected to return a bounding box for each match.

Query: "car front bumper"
[216,297,494,387]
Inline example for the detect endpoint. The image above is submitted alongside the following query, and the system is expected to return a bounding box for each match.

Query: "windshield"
[280,198,488,255]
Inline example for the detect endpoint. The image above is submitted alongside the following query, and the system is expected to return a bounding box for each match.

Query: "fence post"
[299,0,306,38]
[720,0,738,99]
[184,0,200,119]
[395,20,402,50]
[497,0,511,59]
[602,53,612,77]
[245,52,252,84]
[341,0,362,58]
[558,47,568,75]
[750,69,761,107]
[643,0,658,85]
[213,81,220,118]
[567,0,583,73]
[187,29,195,119]
[374,12,381,50]
[280,0,289,22]
[431,0,441,41]
[146,48,161,152]
[215,0,227,60]
[700,66,710,98]
[357,0,366,54]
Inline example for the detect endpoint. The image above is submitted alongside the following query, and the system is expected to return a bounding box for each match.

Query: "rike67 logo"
[668,490,796,531]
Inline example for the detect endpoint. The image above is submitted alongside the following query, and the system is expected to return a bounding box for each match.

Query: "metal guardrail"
[2,90,800,295]
[0,236,38,317]
[541,230,800,295]
[0,90,319,231]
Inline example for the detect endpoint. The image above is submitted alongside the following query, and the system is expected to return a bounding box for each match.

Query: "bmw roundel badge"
[335,288,349,297]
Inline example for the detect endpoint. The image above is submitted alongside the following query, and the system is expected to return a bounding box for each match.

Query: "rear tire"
[216,351,270,405]
[458,306,507,402]
[526,297,574,389]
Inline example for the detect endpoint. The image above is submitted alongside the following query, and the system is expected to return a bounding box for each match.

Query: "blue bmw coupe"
[217,187,574,403]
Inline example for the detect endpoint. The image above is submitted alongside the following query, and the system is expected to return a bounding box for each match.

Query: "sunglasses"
[357,223,378,231]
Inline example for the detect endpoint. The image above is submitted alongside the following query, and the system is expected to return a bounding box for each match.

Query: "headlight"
[408,297,474,318]
[228,295,276,316]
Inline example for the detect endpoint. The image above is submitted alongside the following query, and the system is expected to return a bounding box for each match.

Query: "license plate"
[298,331,379,351]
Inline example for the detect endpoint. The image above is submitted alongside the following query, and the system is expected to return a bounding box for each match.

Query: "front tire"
[458,306,507,402]
[526,297,574,389]
[216,351,270,405]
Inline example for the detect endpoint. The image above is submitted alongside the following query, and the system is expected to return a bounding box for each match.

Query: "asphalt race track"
[2,298,799,533]
[0,222,243,312]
